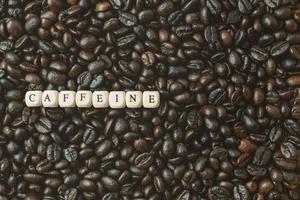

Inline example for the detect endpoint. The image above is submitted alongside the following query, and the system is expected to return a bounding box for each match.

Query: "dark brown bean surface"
[1,0,300,199]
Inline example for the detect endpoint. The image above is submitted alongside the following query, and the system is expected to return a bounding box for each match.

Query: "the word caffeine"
[25,91,160,108]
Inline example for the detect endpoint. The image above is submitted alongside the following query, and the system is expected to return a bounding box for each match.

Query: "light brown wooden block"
[25,91,42,107]
[76,91,92,108]
[42,90,59,107]
[143,91,160,108]
[93,91,109,108]
[109,91,126,108]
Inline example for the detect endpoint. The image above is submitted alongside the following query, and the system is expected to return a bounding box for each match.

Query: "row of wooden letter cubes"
[25,91,160,108]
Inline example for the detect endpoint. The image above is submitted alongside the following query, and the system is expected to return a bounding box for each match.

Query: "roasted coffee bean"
[253,146,272,166]
[88,60,105,74]
[280,142,297,159]
[23,173,44,183]
[186,109,203,129]
[64,188,78,200]
[284,119,300,134]
[290,45,300,59]
[270,41,289,56]
[34,117,52,134]
[118,12,137,27]
[47,70,67,85]
[208,88,226,105]
[6,18,24,39]
[176,190,191,200]
[291,105,300,119]
[2,1,300,199]
[233,184,250,200]
[79,179,97,192]
[109,0,121,9]
[157,2,174,17]
[210,147,228,161]
[77,71,92,87]
[49,61,67,72]
[207,0,222,15]
[287,75,300,86]
[101,176,119,192]
[117,34,136,47]
[247,164,267,177]
[162,137,175,158]
[274,152,297,170]
[264,0,281,8]
[242,115,260,131]
[204,25,218,44]
[168,11,183,25]
[47,144,61,161]
[269,126,283,143]
[134,152,153,169]
[161,43,176,55]
[95,140,112,157]
[89,74,104,88]
[208,186,231,200]
[238,0,253,15]
[251,46,269,61]
[154,176,165,193]
[141,51,155,67]
[83,127,96,145]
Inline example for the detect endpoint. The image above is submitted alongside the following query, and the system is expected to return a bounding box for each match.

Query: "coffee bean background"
[1,0,300,199]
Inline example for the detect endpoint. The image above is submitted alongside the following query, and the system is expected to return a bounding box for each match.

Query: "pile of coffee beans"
[1,0,300,199]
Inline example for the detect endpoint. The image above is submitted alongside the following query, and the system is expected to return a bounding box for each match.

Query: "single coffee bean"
[253,146,272,166]
[64,188,78,200]
[167,10,182,25]
[186,110,203,129]
[80,34,97,50]
[208,88,226,105]
[207,0,222,15]
[117,34,136,47]
[118,12,137,27]
[88,60,105,74]
[64,147,78,162]
[270,41,289,56]
[34,117,52,134]
[83,127,96,145]
[233,184,250,200]
[287,75,300,86]
[47,70,67,85]
[154,176,165,193]
[176,190,191,200]
[101,176,119,192]
[251,46,269,61]
[157,1,174,17]
[247,164,267,177]
[242,115,260,131]
[141,51,155,67]
[264,0,281,8]
[6,18,24,38]
[208,186,231,200]
[280,142,297,159]
[290,45,300,59]
[134,152,154,169]
[238,0,253,15]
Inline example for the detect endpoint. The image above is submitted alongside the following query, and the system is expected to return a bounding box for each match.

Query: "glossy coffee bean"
[1,0,300,199]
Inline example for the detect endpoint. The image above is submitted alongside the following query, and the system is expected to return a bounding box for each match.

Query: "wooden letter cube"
[109,91,125,108]
[143,91,160,108]
[42,90,59,107]
[59,91,76,107]
[25,91,42,107]
[93,91,109,108]
[126,91,142,108]
[76,91,92,108]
